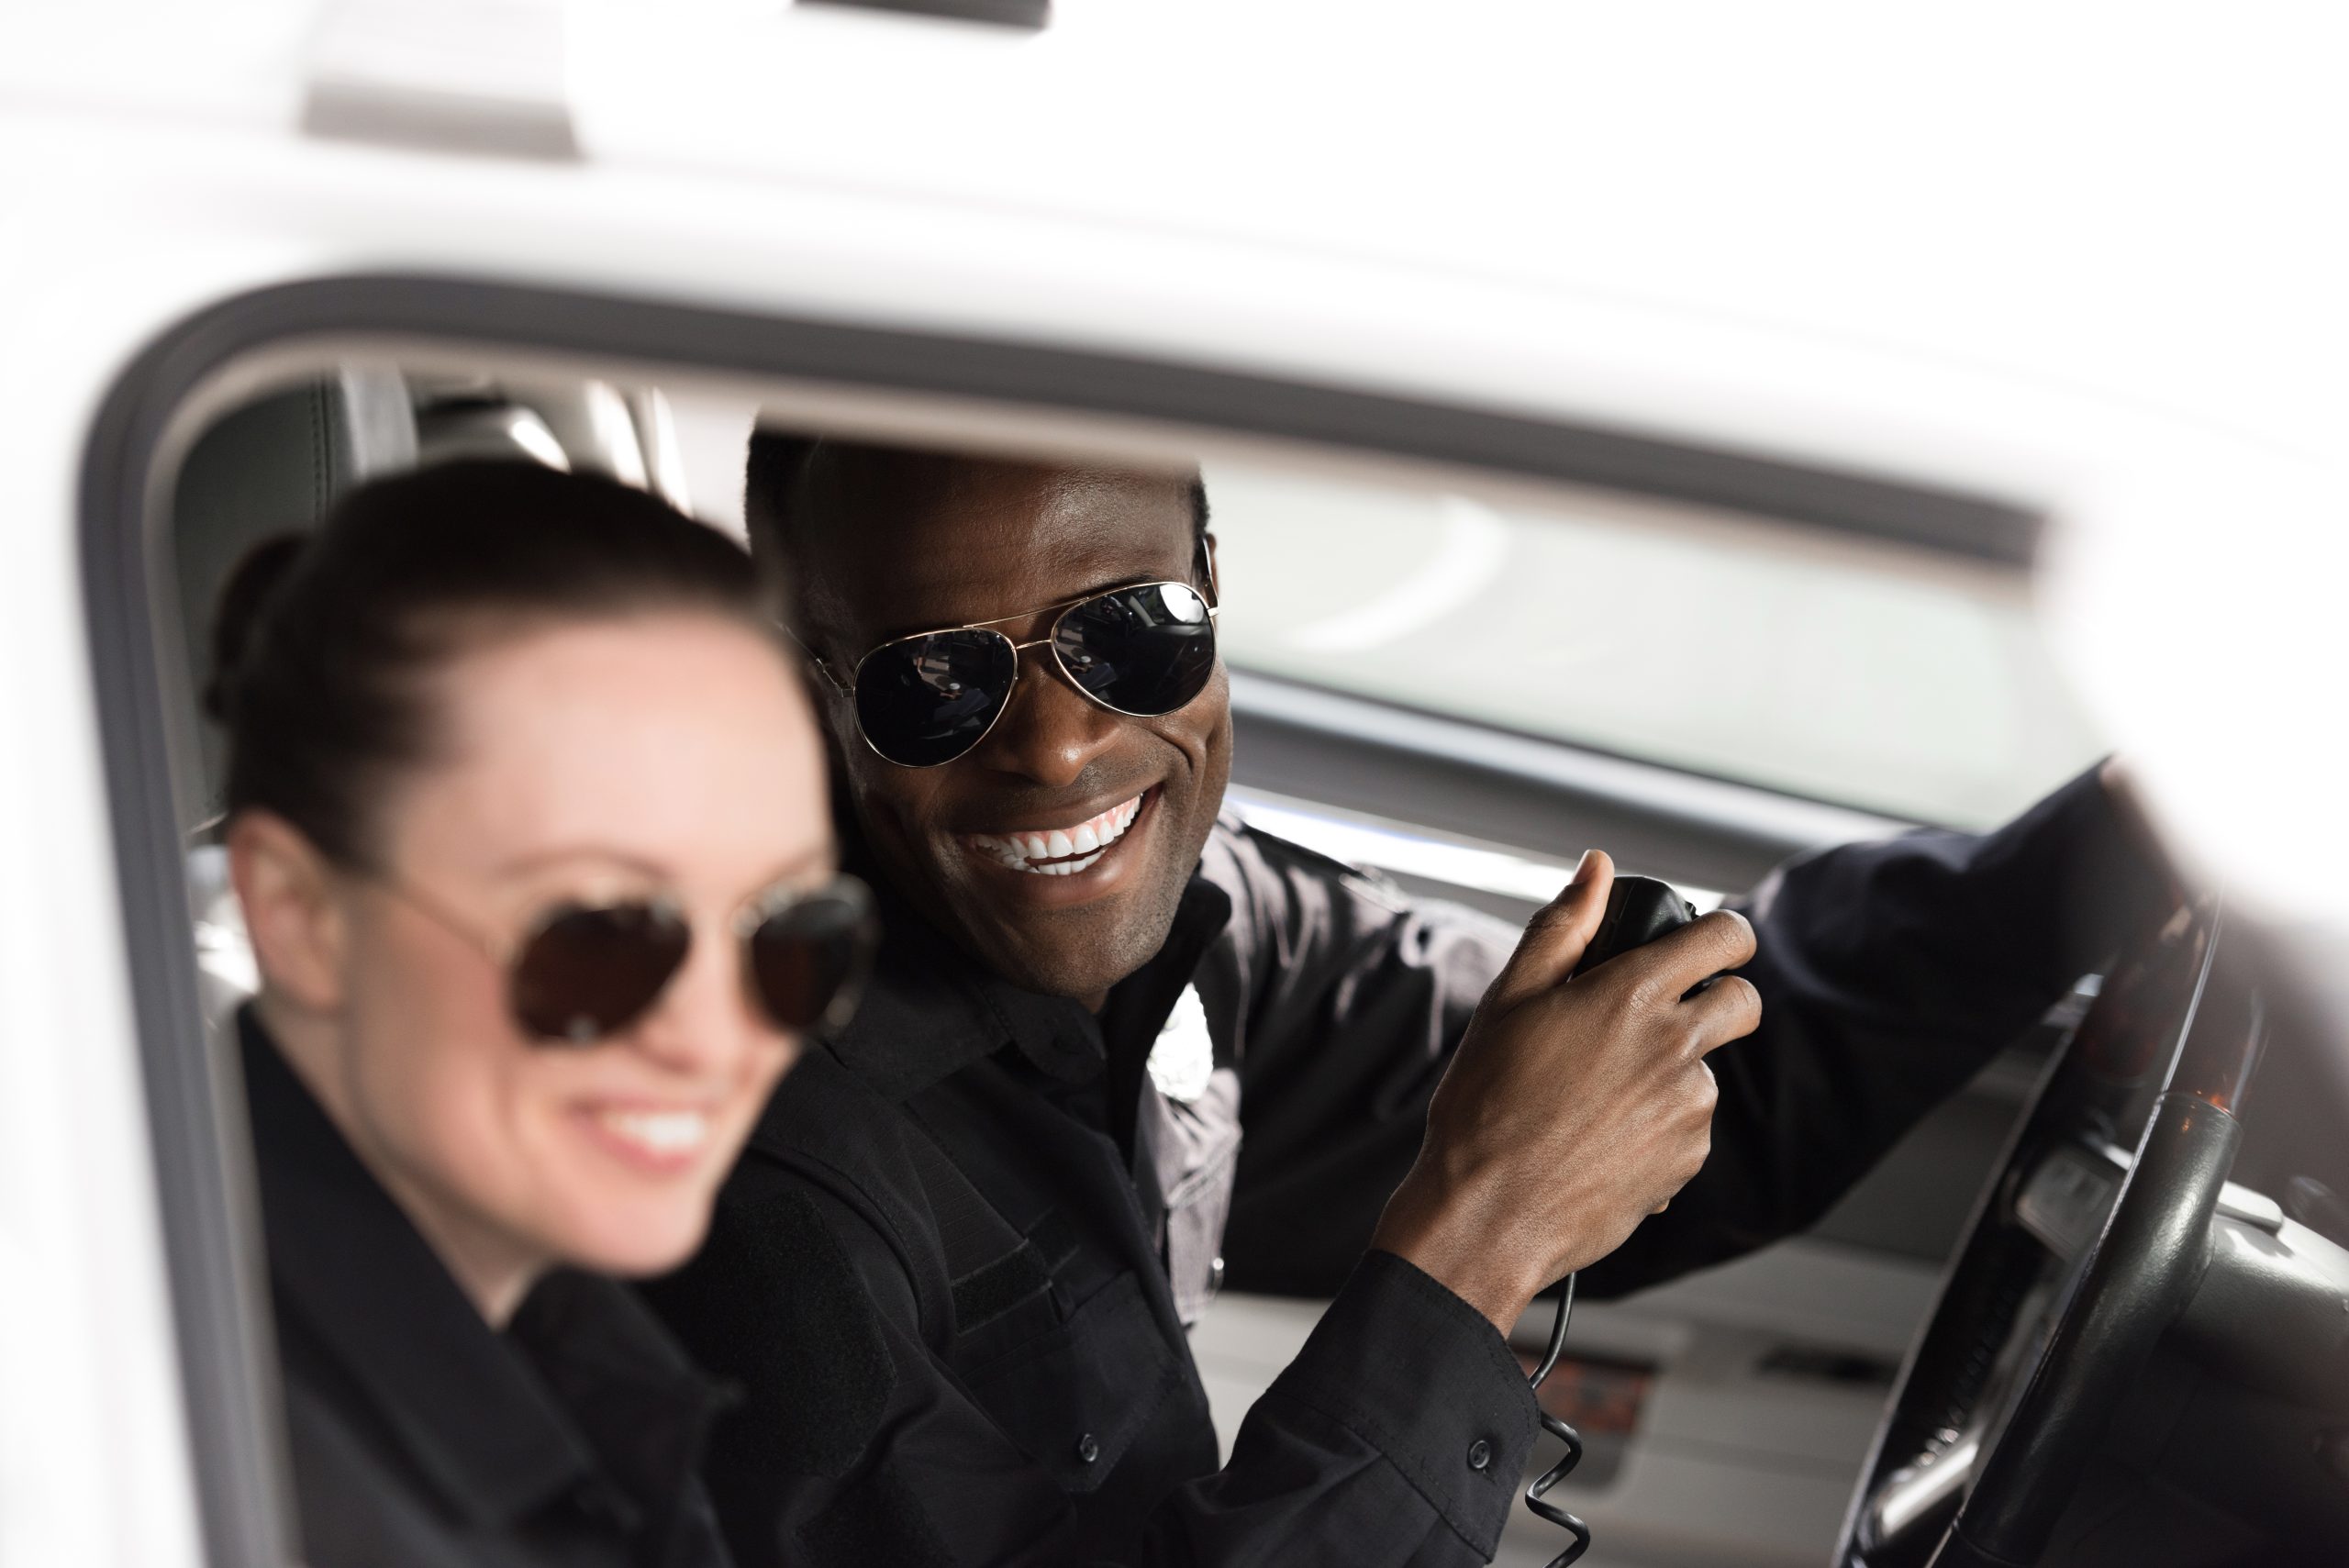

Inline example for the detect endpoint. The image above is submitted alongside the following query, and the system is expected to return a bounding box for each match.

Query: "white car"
[5,6,2344,1567]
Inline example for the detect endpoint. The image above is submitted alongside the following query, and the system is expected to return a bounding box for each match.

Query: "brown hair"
[206,460,775,868]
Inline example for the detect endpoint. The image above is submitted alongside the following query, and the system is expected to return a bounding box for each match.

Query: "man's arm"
[1218,765,2166,1303]
[1209,824,1518,1298]
[657,1155,1545,1568]
[656,874,1742,1568]
[1579,762,2166,1295]
[1152,1251,1541,1565]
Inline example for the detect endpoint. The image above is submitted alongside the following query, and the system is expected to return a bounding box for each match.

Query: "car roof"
[8,0,2344,465]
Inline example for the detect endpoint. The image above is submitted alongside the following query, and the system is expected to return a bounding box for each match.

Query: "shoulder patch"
[645,1187,894,1479]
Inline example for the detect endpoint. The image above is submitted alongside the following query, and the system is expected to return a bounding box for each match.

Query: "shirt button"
[1466,1439,1493,1472]
[1075,1432,1101,1464]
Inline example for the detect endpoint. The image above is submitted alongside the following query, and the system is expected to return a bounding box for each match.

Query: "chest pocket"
[900,1120,1183,1497]
[960,1269,1179,1495]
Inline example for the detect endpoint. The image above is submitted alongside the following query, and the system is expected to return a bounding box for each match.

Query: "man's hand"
[1370,851,1761,1335]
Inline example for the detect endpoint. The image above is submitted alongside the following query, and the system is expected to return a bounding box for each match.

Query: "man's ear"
[785,595,863,755]
[227,810,351,1018]
[1200,532,1219,606]
[788,642,857,761]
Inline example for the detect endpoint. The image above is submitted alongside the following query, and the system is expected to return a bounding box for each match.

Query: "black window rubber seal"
[78,272,2042,1566]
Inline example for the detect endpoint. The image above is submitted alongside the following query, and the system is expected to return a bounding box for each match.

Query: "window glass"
[1207,462,2103,828]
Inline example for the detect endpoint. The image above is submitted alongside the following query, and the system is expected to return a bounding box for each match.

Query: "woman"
[209,460,873,1567]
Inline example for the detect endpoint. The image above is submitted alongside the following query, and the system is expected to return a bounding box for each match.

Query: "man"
[643,438,2165,1567]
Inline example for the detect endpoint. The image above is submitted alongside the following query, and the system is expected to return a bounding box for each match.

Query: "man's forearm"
[1576,762,2169,1299]
[1128,1251,1539,1567]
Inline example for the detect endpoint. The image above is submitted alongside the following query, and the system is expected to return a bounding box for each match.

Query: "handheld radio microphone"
[1525,874,1702,1568]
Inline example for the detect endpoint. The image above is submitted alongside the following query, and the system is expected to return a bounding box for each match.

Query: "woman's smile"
[572,1099,721,1174]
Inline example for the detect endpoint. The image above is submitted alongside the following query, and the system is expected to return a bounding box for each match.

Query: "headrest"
[172,381,356,824]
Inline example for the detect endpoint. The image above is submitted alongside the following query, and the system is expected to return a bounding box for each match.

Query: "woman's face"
[280,612,828,1295]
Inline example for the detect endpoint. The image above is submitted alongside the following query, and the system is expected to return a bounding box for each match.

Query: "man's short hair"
[742,429,1210,582]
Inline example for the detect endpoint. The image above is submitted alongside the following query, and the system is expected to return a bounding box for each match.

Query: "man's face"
[799,459,1230,1006]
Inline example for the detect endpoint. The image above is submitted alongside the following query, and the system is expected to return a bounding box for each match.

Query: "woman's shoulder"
[270,1314,501,1567]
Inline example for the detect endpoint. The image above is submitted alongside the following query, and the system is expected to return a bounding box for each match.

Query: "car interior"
[99,301,2349,1567]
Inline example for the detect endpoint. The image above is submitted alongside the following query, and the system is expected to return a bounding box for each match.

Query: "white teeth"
[968,793,1145,874]
[594,1107,710,1158]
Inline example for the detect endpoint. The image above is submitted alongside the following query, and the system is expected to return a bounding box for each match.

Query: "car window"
[1208,462,2104,828]
[106,329,2110,1568]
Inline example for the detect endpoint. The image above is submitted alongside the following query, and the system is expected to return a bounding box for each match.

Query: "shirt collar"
[824,819,1234,1106]
[239,1009,722,1538]
[1097,874,1233,1155]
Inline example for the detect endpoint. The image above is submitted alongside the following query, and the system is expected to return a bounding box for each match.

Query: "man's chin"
[960,900,1168,1006]
[915,791,1182,996]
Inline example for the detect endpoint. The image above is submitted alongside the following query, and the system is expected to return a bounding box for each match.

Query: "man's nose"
[975,647,1121,786]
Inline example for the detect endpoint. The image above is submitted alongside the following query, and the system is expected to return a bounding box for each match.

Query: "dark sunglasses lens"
[1055,582,1217,716]
[854,629,1019,766]
[749,885,877,1031]
[510,903,690,1044]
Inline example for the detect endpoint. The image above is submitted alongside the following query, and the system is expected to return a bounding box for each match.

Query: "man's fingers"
[1683,974,1763,1056]
[1485,851,1614,1016]
[1682,907,1758,973]
[1622,907,1755,998]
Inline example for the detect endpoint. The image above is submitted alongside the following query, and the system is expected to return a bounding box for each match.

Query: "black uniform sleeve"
[1212,826,1514,1298]
[670,1162,1536,1568]
[1218,765,2166,1302]
[1581,763,2165,1296]
[1129,1251,1538,1565]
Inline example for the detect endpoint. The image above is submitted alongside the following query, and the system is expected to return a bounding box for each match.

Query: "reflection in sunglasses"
[821,580,1221,769]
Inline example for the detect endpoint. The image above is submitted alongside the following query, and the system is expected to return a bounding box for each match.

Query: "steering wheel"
[1834,897,2267,1568]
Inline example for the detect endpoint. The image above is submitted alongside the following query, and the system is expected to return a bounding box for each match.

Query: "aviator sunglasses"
[377,871,879,1045]
[800,567,1221,769]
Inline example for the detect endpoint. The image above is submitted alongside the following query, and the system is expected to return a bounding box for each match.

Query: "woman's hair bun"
[205,460,769,871]
[202,532,309,725]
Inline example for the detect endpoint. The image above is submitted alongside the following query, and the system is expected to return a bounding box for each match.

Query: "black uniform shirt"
[646,766,2161,1567]
[242,1010,737,1568]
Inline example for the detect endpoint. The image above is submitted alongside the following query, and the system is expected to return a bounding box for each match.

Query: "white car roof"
[7,1,2343,458]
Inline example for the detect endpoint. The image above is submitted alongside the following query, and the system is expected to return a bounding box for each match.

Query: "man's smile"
[965,789,1149,874]
[957,786,1160,901]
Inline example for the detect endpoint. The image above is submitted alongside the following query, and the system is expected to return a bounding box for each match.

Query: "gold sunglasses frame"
[369,868,878,1041]
[793,574,1221,770]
